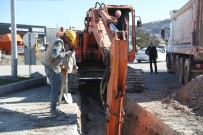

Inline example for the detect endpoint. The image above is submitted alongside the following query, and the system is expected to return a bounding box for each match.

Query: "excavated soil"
[79,80,105,135]
[124,63,203,135]
[175,75,203,116]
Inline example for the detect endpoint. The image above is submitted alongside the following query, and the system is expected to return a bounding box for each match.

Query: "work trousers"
[149,57,157,73]
[45,67,62,111]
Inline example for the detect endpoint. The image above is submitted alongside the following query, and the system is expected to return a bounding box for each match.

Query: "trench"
[79,79,106,135]
[78,80,177,135]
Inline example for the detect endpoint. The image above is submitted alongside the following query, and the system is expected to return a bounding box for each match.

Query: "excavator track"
[126,66,145,92]
[68,73,79,94]
[68,66,145,93]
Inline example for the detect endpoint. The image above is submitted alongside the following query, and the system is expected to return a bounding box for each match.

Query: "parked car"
[158,44,166,53]
[136,47,166,63]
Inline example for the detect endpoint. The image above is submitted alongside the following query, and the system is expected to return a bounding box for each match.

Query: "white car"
[136,47,166,63]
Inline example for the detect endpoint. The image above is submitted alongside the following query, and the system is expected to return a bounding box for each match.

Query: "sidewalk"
[0,65,47,96]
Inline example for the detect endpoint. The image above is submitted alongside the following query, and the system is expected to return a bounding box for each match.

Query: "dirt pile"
[175,75,203,116]
[122,98,178,135]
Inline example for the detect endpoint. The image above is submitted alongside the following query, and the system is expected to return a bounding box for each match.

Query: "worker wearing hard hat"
[41,38,72,117]
[61,29,78,74]
[61,30,77,91]
[63,29,77,49]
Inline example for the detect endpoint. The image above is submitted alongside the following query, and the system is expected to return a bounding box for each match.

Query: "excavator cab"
[105,6,142,62]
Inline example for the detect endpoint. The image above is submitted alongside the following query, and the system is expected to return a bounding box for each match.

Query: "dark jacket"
[115,16,126,31]
[145,45,158,59]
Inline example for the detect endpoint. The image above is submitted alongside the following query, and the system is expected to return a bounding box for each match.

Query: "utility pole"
[11,0,18,79]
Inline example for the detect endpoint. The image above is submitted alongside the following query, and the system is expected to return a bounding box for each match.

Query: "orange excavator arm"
[105,32,128,135]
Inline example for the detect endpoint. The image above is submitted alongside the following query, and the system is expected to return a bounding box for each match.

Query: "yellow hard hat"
[65,29,77,47]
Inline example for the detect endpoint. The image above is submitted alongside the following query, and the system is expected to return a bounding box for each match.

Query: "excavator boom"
[82,3,143,134]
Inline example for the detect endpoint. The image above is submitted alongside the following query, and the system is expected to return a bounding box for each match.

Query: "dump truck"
[161,0,203,84]
[57,2,144,135]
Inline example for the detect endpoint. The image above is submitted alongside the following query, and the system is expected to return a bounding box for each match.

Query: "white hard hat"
[51,38,64,58]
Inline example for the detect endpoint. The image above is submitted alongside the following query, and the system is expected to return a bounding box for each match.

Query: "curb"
[0,76,47,96]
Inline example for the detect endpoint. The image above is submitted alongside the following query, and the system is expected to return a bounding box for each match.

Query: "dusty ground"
[77,62,203,135]
[1,54,203,134]
[0,54,82,135]
[0,86,81,135]
[126,62,203,135]
[175,75,203,116]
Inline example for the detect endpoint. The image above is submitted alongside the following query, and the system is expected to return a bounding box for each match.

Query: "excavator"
[57,2,144,135]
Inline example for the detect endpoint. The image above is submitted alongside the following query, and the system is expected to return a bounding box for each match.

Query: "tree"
[136,28,160,48]
[136,28,150,48]
[150,35,160,46]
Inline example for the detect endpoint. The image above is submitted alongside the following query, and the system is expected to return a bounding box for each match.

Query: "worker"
[61,29,78,75]
[114,10,128,31]
[41,38,72,117]
[145,41,158,74]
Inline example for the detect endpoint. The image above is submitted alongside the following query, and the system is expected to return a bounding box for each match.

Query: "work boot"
[50,109,59,118]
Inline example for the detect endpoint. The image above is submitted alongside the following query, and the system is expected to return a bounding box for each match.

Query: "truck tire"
[178,57,186,84]
[184,59,191,84]
[175,55,179,76]
[166,54,173,73]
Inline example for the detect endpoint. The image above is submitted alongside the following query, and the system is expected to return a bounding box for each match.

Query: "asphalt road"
[0,64,81,135]
[0,60,165,78]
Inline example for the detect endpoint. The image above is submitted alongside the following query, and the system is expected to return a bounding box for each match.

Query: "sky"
[0,0,189,30]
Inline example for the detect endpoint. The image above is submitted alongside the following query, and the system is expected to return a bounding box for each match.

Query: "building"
[46,27,58,44]
[0,23,46,54]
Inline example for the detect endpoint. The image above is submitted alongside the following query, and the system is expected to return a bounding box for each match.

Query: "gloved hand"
[58,51,72,58]
[72,65,78,75]
[65,51,73,57]
[51,49,60,59]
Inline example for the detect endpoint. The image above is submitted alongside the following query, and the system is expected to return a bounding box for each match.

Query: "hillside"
[141,19,171,35]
